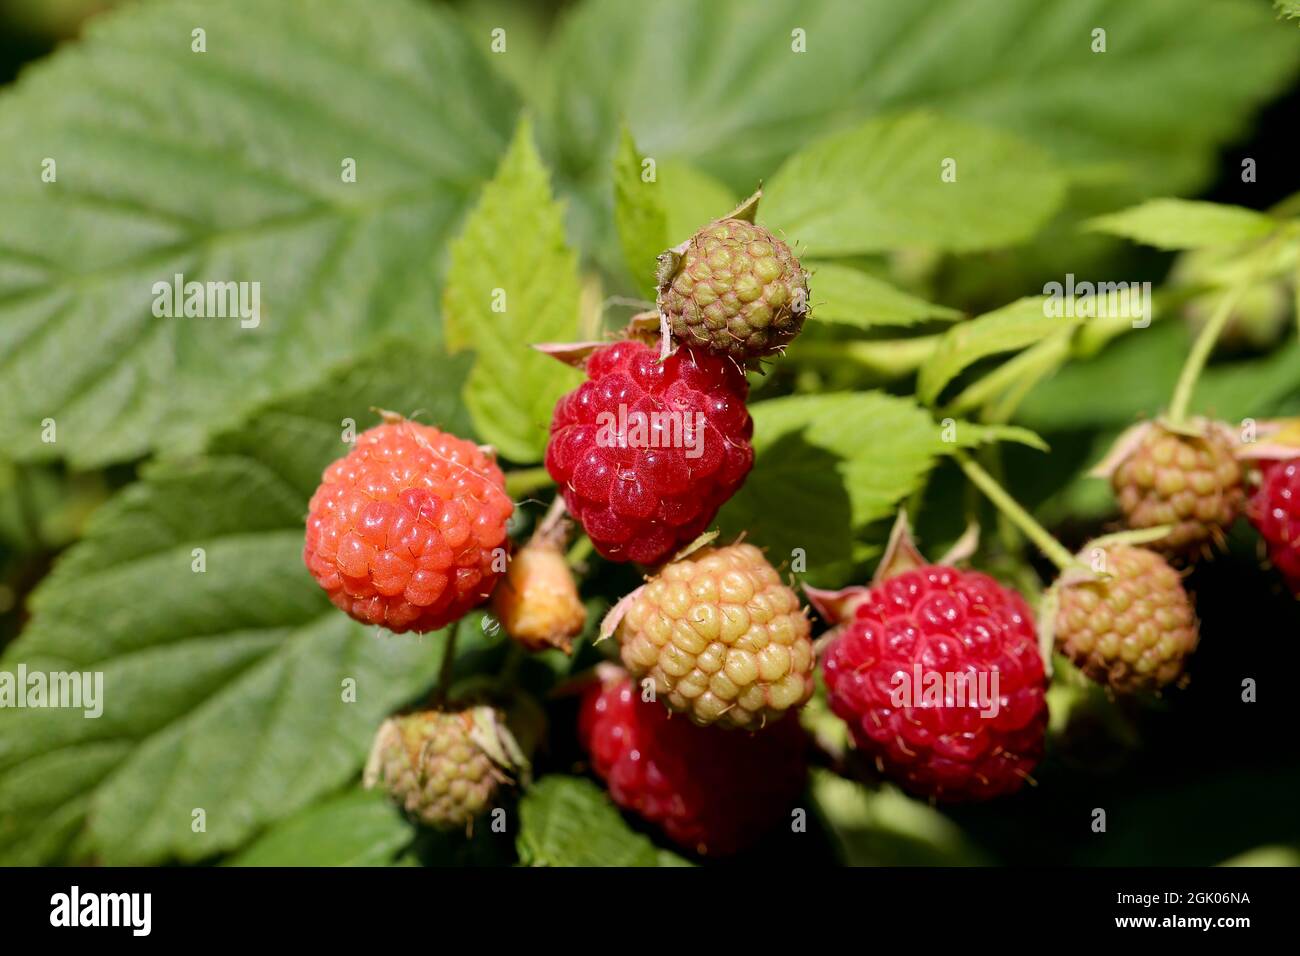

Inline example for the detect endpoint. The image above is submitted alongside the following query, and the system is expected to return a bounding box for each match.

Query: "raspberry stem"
[1167,282,1248,426]
[434,622,460,704]
[954,451,1077,572]
[566,533,594,568]
[505,467,554,498]
[951,328,1074,421]
[794,336,941,378]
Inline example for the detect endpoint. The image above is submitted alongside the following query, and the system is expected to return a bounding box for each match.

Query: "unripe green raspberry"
[1054,544,1199,694]
[1109,420,1244,556]
[612,543,814,729]
[657,219,809,359]
[364,706,524,831]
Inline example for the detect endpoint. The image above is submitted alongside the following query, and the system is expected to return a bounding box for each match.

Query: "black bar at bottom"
[0,865,1295,940]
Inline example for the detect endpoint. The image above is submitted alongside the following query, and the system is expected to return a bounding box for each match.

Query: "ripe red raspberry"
[579,672,808,856]
[820,565,1047,802]
[1054,544,1198,694]
[545,340,754,564]
[1248,458,1300,590]
[304,419,513,633]
[613,543,814,729]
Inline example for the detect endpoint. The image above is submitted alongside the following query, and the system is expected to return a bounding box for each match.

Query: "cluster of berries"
[1055,416,1300,697]
[297,193,1300,857]
[552,202,816,851]
[300,202,815,850]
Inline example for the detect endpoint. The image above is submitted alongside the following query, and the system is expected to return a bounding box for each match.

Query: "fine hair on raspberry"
[545,340,754,565]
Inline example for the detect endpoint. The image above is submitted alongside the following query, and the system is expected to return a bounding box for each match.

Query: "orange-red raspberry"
[304,420,512,633]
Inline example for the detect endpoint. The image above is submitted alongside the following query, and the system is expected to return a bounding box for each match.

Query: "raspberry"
[612,543,814,729]
[1248,458,1300,590]
[545,340,754,565]
[1109,420,1244,556]
[579,672,808,856]
[304,418,513,633]
[819,565,1047,802]
[1053,544,1198,694]
[658,218,809,359]
[364,706,524,831]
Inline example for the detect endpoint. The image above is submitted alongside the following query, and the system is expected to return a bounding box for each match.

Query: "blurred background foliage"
[0,0,1298,866]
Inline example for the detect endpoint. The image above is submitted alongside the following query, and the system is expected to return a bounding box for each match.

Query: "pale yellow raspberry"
[614,544,813,729]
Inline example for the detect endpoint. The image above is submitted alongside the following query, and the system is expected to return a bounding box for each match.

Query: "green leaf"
[956,423,1050,454]
[516,776,691,866]
[659,161,737,246]
[718,432,855,585]
[918,297,1072,406]
[227,788,414,866]
[1016,321,1185,431]
[1017,319,1300,432]
[1275,1,1300,23]
[763,112,1066,256]
[0,462,108,553]
[612,134,738,298]
[1085,199,1279,250]
[442,116,583,463]
[809,262,961,329]
[811,769,989,865]
[719,392,953,582]
[0,0,518,467]
[0,343,467,865]
[613,126,669,299]
[540,0,1295,258]
[1220,845,1300,867]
